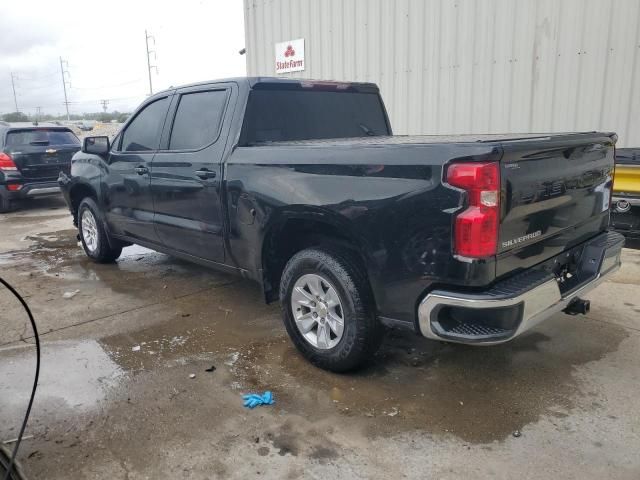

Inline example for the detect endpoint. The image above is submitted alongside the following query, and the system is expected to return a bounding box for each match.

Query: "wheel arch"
[68,182,98,226]
[260,208,377,304]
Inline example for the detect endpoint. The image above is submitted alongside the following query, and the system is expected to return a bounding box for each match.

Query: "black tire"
[77,197,122,263]
[0,193,13,213]
[280,247,384,372]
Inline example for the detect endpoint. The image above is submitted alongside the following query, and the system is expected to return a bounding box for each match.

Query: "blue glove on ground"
[242,391,275,408]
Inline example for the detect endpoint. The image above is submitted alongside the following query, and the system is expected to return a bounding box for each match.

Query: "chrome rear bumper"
[418,231,624,345]
[25,186,60,197]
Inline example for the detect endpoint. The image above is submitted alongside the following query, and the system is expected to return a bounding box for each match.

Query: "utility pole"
[35,107,42,125]
[100,99,109,113]
[145,30,157,95]
[59,57,71,121]
[10,73,19,112]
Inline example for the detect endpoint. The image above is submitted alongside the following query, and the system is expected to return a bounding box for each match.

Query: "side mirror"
[83,136,110,156]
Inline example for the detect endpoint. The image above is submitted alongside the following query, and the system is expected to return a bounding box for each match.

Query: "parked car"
[59,77,624,371]
[76,121,94,132]
[610,148,640,239]
[0,123,81,213]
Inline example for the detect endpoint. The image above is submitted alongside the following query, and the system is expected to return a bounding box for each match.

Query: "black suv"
[0,123,81,212]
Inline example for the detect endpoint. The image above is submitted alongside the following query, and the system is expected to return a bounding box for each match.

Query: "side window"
[168,90,227,150]
[121,97,169,152]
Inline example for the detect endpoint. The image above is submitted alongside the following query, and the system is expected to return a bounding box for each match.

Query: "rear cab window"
[240,85,390,145]
[6,129,80,147]
[168,89,228,150]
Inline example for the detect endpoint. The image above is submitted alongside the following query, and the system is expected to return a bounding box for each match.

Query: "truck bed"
[236,130,616,290]
[253,132,613,147]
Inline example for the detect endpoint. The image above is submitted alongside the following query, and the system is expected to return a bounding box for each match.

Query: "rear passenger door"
[150,83,236,263]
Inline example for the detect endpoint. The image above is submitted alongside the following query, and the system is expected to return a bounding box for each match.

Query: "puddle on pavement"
[0,229,235,299]
[0,229,81,271]
[98,281,278,373]
[0,340,125,420]
[97,294,628,444]
[1,213,70,225]
[234,321,628,443]
[0,227,632,445]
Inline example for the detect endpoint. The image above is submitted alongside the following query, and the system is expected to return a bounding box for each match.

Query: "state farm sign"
[275,38,305,74]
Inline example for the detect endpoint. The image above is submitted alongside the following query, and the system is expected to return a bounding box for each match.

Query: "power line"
[145,30,158,95]
[10,73,19,112]
[16,70,60,82]
[100,99,109,113]
[11,82,62,93]
[13,95,143,111]
[72,95,142,104]
[71,78,144,91]
[59,57,71,121]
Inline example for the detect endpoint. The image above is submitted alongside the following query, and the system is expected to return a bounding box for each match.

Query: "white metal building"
[243,0,640,147]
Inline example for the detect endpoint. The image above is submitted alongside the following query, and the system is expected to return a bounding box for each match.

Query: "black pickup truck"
[59,77,624,371]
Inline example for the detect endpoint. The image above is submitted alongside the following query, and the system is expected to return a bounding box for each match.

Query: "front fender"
[59,152,104,224]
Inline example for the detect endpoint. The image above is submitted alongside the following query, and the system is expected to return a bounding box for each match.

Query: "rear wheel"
[280,247,383,372]
[78,197,122,263]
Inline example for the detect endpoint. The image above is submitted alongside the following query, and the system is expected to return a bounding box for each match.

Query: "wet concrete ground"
[1,197,639,479]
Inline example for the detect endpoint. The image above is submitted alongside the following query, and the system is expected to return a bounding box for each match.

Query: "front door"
[104,95,171,244]
[150,84,235,263]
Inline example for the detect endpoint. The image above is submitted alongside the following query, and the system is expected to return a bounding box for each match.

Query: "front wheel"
[78,197,122,263]
[280,247,383,372]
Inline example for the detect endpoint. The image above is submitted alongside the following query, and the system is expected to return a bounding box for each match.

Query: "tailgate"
[497,133,615,275]
[4,128,80,182]
[11,145,78,181]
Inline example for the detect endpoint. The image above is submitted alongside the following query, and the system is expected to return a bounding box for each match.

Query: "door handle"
[134,166,149,175]
[195,169,217,180]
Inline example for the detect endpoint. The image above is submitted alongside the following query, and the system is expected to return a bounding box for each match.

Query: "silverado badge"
[502,230,542,249]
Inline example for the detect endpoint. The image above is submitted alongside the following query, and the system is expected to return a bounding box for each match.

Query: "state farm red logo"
[275,39,304,73]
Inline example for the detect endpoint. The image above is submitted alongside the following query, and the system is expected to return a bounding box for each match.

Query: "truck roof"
[152,77,380,97]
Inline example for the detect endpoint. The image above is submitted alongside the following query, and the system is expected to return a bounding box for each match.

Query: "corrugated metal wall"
[244,0,640,147]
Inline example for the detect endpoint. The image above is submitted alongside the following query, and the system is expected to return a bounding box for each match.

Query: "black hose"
[1,276,40,480]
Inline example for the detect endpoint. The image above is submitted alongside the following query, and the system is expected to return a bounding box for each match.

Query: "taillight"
[0,152,17,171]
[7,184,22,191]
[446,162,500,258]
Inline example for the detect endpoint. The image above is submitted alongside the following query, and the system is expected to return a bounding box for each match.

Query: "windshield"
[6,129,81,147]
[240,89,390,144]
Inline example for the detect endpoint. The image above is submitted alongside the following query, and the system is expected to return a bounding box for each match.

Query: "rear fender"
[259,207,379,301]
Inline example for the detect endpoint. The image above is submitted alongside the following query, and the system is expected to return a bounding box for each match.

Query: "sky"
[0,0,247,116]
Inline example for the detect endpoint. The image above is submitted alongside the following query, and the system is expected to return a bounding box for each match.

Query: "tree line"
[1,111,130,123]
